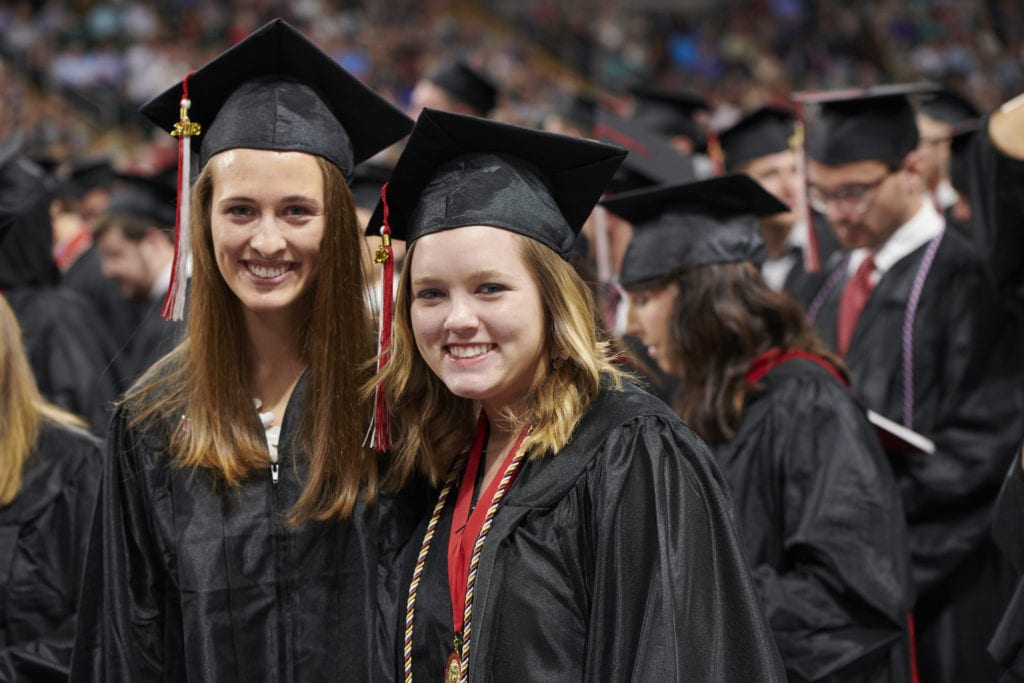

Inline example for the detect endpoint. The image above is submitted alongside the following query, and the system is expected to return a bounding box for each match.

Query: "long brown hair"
[638,261,842,445]
[125,155,377,523]
[368,233,627,489]
[0,296,87,506]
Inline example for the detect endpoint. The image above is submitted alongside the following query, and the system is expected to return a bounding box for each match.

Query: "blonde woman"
[70,20,413,681]
[0,295,102,680]
[369,109,785,681]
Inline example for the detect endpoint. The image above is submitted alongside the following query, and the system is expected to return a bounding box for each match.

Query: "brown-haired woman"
[609,174,917,682]
[0,294,102,680]
[69,20,414,682]
[367,110,785,681]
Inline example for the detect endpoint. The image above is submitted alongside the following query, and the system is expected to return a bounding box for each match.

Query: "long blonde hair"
[370,232,626,488]
[0,296,87,506]
[126,155,377,523]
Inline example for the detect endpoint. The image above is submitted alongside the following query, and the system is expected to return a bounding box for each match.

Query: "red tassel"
[163,70,200,320]
[368,182,394,453]
[705,129,725,177]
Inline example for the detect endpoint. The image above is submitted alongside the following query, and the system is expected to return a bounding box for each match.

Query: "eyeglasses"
[807,171,894,216]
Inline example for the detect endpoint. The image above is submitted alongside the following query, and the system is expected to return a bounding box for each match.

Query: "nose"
[443,292,479,334]
[249,218,286,256]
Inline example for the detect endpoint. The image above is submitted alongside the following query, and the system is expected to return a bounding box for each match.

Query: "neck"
[245,307,307,412]
[481,406,524,473]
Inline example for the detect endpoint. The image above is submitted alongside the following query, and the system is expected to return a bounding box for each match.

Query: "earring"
[551,346,568,370]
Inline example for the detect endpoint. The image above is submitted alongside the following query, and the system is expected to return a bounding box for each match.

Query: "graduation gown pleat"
[989,446,1024,681]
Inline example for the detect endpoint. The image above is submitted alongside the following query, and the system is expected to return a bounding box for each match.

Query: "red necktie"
[837,255,875,356]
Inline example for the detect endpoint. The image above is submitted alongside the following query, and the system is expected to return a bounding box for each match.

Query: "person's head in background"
[804,88,928,252]
[717,106,801,260]
[93,169,177,303]
[915,89,980,202]
[608,174,836,444]
[409,58,498,119]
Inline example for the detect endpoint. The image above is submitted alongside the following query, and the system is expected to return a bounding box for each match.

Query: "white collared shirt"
[761,220,806,292]
[846,201,944,285]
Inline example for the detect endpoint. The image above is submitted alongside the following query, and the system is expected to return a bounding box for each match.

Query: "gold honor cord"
[403,427,531,683]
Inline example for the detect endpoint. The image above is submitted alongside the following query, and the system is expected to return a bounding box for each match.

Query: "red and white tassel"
[367,182,395,453]
[163,71,201,321]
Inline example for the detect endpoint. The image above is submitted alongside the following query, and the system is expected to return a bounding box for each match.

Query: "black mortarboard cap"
[64,157,117,198]
[350,161,393,211]
[594,108,697,192]
[427,59,498,116]
[919,89,980,125]
[139,18,413,181]
[949,120,981,195]
[629,86,709,150]
[548,92,599,135]
[799,83,938,166]
[366,108,626,259]
[718,106,797,171]
[603,174,788,287]
[105,168,179,229]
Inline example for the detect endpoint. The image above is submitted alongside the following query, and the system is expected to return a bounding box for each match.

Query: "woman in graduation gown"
[69,20,414,682]
[607,175,916,682]
[366,109,785,682]
[0,296,102,681]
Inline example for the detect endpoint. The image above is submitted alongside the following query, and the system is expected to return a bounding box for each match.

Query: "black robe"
[989,446,1024,681]
[0,420,102,682]
[386,381,786,682]
[61,246,143,358]
[119,298,184,385]
[70,371,417,682]
[781,212,841,310]
[716,358,915,682]
[1,147,124,434]
[809,227,1024,682]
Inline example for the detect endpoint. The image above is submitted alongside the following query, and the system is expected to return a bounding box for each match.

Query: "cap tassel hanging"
[705,129,725,177]
[792,102,820,273]
[163,71,201,321]
[367,182,395,453]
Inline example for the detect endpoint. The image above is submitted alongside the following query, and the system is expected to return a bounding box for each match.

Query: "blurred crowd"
[2,0,1023,170]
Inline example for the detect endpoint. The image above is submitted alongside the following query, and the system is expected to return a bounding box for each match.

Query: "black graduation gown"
[989,446,1024,681]
[809,228,1024,682]
[70,372,401,682]
[61,246,143,358]
[716,358,914,682]
[387,381,786,682]
[782,212,841,310]
[120,298,184,385]
[0,421,102,682]
[3,289,122,435]
[962,114,1024,294]
[1,147,124,434]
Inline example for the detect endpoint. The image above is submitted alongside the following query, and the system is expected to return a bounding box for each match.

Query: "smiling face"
[208,149,326,326]
[625,281,681,377]
[408,226,549,418]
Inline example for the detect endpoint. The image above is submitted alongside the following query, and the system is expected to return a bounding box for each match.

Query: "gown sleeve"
[988,445,1024,679]
[69,408,179,682]
[583,413,786,682]
[0,426,102,682]
[748,377,913,681]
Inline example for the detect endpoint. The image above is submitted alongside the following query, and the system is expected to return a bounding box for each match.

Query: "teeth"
[448,344,490,359]
[249,263,289,278]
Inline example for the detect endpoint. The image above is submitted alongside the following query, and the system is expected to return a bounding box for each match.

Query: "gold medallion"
[445,651,461,683]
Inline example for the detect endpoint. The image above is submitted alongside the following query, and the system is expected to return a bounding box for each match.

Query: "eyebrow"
[412,269,511,287]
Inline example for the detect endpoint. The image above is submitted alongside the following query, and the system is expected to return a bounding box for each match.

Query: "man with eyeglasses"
[799,85,1024,683]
